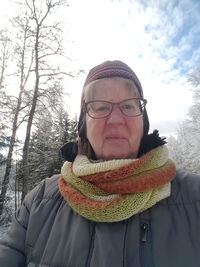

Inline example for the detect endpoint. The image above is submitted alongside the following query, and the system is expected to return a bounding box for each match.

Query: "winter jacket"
[0,170,200,267]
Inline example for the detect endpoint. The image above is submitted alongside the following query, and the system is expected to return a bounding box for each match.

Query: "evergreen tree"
[16,106,77,191]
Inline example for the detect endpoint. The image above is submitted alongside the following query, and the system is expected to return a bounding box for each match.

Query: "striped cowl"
[58,146,176,222]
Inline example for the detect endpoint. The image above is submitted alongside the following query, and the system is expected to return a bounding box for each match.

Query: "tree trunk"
[21,25,40,201]
[0,31,8,90]
[0,54,5,89]
[0,22,29,215]
[0,81,24,215]
[0,109,20,215]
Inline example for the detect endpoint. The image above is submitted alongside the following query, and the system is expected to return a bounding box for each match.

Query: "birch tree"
[0,16,34,215]
[0,29,11,90]
[0,29,11,135]
[20,0,68,200]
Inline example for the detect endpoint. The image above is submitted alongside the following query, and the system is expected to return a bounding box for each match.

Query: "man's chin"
[101,151,134,160]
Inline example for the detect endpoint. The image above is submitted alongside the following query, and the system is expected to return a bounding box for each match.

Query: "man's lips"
[105,135,127,139]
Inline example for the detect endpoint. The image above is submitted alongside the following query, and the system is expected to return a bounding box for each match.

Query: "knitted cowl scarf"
[58,145,176,222]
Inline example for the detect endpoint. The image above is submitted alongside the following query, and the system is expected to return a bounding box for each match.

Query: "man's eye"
[121,104,135,110]
[96,106,110,112]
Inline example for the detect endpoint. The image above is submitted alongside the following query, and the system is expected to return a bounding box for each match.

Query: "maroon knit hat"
[84,60,144,98]
[78,60,149,135]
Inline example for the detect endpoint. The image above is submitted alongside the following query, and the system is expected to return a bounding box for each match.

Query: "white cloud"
[67,0,199,131]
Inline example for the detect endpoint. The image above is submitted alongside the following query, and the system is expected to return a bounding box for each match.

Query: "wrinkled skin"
[85,77,144,160]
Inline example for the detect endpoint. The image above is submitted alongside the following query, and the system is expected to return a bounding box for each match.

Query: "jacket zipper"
[140,221,150,267]
[140,210,154,267]
[123,219,129,267]
[86,222,95,267]
[141,222,149,243]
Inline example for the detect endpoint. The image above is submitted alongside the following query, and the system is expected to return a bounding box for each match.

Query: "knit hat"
[79,60,149,135]
[84,60,144,98]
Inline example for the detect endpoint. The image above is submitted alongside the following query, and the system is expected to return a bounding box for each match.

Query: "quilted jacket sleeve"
[0,182,44,267]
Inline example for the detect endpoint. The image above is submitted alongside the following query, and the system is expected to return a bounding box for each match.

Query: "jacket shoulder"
[24,174,61,211]
[169,170,200,204]
[0,175,62,266]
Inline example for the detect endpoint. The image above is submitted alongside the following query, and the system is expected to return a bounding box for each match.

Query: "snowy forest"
[167,67,200,175]
[0,0,78,228]
[0,0,200,237]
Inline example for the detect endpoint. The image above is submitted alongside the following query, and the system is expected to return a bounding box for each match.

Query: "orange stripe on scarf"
[58,175,123,209]
[81,151,152,182]
[95,161,176,193]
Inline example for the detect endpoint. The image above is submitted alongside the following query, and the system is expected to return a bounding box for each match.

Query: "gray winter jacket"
[0,170,200,267]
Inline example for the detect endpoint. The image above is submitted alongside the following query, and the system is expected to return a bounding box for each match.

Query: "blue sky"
[143,0,200,77]
[1,0,200,136]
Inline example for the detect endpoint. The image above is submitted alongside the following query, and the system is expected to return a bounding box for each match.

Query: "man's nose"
[106,104,125,124]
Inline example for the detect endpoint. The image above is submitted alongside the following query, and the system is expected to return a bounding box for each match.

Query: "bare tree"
[20,0,68,200]
[0,16,33,216]
[0,29,11,90]
[0,29,12,135]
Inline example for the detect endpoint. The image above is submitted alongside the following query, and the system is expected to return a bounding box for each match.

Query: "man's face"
[85,77,144,160]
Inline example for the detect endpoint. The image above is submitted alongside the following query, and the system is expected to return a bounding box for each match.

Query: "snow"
[0,189,16,241]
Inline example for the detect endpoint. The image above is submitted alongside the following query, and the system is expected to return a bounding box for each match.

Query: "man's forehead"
[85,77,139,99]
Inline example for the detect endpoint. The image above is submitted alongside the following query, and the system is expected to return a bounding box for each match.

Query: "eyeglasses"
[84,98,147,119]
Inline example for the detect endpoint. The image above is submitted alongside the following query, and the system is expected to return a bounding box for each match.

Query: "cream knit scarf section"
[58,145,176,222]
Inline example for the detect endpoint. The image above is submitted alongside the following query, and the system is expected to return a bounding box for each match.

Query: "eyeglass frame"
[84,98,147,119]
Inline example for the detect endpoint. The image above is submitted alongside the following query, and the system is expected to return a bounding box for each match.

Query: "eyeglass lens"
[86,98,145,118]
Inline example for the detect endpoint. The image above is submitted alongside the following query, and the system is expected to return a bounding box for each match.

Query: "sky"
[1,0,200,136]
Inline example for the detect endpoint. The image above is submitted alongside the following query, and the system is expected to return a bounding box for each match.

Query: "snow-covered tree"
[16,106,77,191]
[168,65,200,174]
